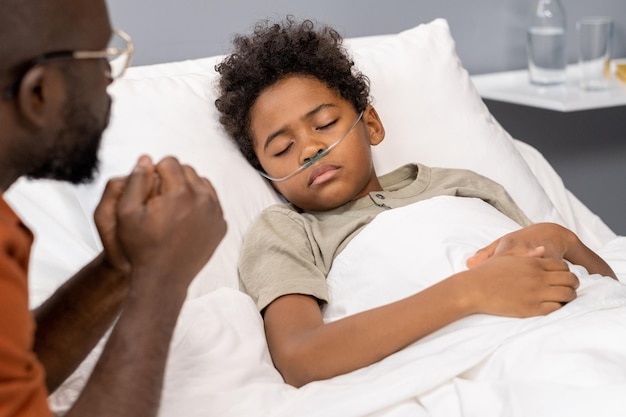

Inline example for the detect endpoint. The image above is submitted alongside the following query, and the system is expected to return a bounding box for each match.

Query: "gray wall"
[107,0,626,75]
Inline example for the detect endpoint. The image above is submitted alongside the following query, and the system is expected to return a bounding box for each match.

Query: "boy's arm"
[264,254,578,387]
[466,223,617,279]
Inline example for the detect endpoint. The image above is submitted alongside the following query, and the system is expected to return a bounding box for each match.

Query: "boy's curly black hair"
[214,17,371,171]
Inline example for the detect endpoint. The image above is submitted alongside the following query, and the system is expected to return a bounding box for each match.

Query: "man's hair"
[0,0,35,85]
[0,0,82,91]
[214,17,370,171]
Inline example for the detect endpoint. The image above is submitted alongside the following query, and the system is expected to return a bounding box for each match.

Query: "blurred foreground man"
[0,1,227,416]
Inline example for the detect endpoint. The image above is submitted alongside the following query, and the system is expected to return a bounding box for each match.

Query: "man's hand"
[94,176,133,276]
[112,155,227,296]
[62,155,227,417]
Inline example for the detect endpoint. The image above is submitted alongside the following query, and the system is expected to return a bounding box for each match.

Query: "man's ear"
[362,105,385,146]
[16,66,63,128]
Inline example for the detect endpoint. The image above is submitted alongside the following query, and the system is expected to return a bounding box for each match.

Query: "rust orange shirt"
[0,195,52,417]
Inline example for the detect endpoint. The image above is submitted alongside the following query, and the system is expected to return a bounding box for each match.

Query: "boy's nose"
[304,148,325,164]
[300,135,328,165]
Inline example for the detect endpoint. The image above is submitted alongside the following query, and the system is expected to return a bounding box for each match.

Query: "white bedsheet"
[155,197,626,417]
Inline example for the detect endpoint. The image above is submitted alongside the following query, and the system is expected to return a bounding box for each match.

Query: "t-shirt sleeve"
[238,207,329,312]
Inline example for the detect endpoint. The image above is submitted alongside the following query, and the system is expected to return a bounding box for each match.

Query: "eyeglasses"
[258,111,364,182]
[2,28,134,100]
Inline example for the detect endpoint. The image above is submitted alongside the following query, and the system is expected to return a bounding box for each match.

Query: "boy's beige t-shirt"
[239,163,532,311]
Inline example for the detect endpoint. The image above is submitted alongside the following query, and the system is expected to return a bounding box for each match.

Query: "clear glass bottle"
[526,0,567,85]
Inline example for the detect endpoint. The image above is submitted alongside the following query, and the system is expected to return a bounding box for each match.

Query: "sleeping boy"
[214,17,616,388]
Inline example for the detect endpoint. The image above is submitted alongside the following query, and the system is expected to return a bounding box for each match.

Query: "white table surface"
[471,59,626,112]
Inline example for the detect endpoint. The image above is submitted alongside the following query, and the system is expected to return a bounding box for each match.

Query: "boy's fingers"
[543,283,578,306]
[550,271,580,289]
[466,241,497,269]
[525,245,546,258]
[540,257,570,272]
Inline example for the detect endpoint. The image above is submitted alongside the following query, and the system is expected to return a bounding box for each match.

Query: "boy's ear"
[362,105,385,146]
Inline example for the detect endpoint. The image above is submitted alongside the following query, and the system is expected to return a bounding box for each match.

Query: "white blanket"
[155,196,626,417]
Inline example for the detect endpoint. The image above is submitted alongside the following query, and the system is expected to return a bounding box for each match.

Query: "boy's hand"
[466,223,571,269]
[464,254,579,317]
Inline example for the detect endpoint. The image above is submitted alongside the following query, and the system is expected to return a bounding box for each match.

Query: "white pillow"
[346,19,562,225]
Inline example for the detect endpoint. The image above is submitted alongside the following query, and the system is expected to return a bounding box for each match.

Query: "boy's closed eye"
[274,142,294,157]
[316,119,338,131]
[271,118,340,157]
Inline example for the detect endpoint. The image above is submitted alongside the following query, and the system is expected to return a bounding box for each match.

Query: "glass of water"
[577,17,613,91]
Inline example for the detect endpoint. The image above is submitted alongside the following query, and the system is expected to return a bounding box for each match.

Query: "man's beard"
[26,93,110,184]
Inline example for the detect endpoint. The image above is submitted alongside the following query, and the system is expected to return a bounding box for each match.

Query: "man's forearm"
[63,276,188,417]
[33,252,129,392]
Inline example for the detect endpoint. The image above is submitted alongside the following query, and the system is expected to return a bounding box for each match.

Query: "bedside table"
[472,62,626,112]
[470,63,626,236]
